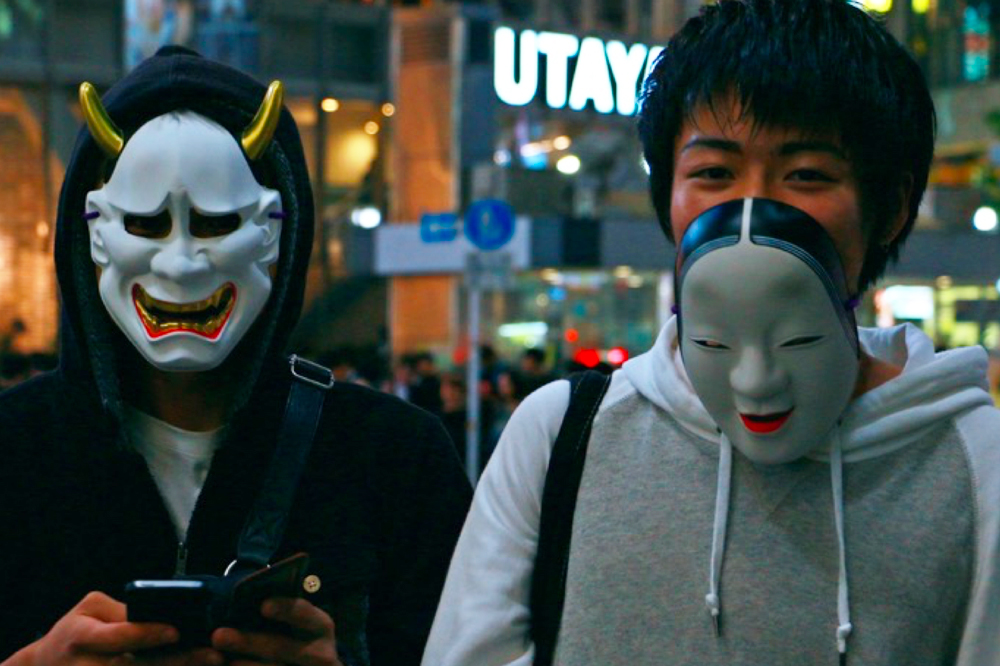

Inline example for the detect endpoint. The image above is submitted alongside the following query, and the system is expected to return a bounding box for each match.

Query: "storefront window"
[875,278,1000,349]
[288,95,383,289]
[490,104,653,221]
[0,87,59,364]
[0,0,44,61]
[462,268,663,372]
[124,0,259,72]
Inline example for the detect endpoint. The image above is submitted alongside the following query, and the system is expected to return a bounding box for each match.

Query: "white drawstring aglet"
[831,428,853,665]
[837,622,853,655]
[705,593,721,636]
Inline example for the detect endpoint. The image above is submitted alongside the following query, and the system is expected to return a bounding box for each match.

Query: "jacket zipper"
[175,542,189,576]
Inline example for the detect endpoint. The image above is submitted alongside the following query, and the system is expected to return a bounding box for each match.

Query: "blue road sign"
[420,212,459,243]
[465,200,515,251]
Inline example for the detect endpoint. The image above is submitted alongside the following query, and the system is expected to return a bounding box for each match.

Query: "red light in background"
[608,347,629,365]
[565,328,579,343]
[574,348,601,368]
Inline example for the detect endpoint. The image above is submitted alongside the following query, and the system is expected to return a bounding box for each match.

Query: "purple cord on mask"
[671,304,680,315]
[268,211,287,220]
[845,296,861,310]
[83,211,100,221]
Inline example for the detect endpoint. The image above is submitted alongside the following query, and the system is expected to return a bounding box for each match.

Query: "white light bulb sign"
[494,26,664,116]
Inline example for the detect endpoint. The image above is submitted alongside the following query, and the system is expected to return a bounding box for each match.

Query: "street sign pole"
[462,201,515,485]
[465,262,481,484]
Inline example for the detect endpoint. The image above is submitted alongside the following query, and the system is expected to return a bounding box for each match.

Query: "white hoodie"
[422,321,1000,666]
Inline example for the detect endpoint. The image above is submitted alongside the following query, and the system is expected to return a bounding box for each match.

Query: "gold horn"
[79,82,124,158]
[241,80,284,160]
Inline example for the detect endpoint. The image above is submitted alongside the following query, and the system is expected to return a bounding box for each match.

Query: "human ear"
[883,173,915,247]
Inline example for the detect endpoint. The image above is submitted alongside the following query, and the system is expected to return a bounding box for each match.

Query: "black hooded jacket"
[0,47,471,666]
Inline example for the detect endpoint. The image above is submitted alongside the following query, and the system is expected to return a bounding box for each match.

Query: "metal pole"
[313,2,330,290]
[465,273,481,484]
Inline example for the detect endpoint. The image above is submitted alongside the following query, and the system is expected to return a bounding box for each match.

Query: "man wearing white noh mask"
[424,1,1000,665]
[0,47,470,666]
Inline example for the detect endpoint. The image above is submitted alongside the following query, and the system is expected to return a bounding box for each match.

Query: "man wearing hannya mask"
[0,47,471,666]
[423,1,1000,665]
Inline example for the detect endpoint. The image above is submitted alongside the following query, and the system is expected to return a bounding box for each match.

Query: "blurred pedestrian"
[514,347,553,397]
[408,351,443,416]
[440,372,468,464]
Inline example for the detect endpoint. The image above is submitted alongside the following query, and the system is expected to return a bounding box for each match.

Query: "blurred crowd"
[0,318,57,391]
[0,307,614,473]
[312,344,616,476]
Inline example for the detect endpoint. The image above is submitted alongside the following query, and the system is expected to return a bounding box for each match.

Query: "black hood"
[55,46,314,422]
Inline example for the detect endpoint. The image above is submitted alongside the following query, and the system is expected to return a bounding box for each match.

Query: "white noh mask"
[676,198,860,464]
[82,87,285,371]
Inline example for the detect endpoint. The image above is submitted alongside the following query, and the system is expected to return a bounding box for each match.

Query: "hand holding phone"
[125,552,310,647]
[7,592,216,666]
[211,596,342,666]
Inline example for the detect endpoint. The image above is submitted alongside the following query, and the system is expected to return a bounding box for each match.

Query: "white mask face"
[678,199,859,464]
[85,112,282,372]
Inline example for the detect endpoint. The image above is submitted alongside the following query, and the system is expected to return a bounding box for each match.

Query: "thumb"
[70,592,179,654]
[75,592,127,623]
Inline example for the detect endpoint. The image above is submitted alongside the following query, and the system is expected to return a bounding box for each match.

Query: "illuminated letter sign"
[605,40,649,115]
[494,27,663,116]
[537,32,579,108]
[494,27,538,106]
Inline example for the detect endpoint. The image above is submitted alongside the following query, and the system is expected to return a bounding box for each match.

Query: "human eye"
[190,209,242,239]
[689,166,733,181]
[786,168,836,183]
[691,338,731,350]
[779,334,825,348]
[123,210,171,239]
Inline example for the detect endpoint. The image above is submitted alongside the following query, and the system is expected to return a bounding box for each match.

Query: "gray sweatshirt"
[422,321,1000,666]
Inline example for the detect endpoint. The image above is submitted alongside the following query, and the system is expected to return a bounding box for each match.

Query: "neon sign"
[494,27,664,116]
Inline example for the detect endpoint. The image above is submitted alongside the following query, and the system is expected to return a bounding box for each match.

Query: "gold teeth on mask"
[133,282,237,339]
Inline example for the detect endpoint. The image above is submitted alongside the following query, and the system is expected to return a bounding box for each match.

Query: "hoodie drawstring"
[831,425,852,663]
[706,430,733,636]
[705,427,852,663]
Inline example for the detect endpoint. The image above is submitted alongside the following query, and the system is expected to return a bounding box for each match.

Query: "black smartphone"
[124,552,311,646]
[124,579,216,645]
[227,552,312,628]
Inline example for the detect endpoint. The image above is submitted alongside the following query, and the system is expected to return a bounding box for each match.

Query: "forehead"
[102,111,263,214]
[676,97,845,153]
[682,243,834,323]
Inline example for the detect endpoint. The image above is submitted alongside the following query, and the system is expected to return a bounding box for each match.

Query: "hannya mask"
[675,198,861,464]
[80,82,284,372]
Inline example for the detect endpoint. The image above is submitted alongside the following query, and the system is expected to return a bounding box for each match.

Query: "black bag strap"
[530,370,612,666]
[227,355,334,576]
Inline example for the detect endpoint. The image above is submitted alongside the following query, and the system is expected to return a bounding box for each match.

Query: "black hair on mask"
[637,0,935,292]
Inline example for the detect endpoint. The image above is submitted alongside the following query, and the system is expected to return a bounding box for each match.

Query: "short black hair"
[637,0,936,292]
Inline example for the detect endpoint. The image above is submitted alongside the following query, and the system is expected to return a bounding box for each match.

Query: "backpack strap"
[227,355,334,576]
[530,370,612,666]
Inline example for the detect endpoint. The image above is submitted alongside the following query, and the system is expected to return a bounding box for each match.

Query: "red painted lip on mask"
[132,282,237,340]
[739,409,794,434]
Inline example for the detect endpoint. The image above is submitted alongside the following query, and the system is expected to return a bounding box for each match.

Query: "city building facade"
[376,0,1000,384]
[0,0,393,363]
